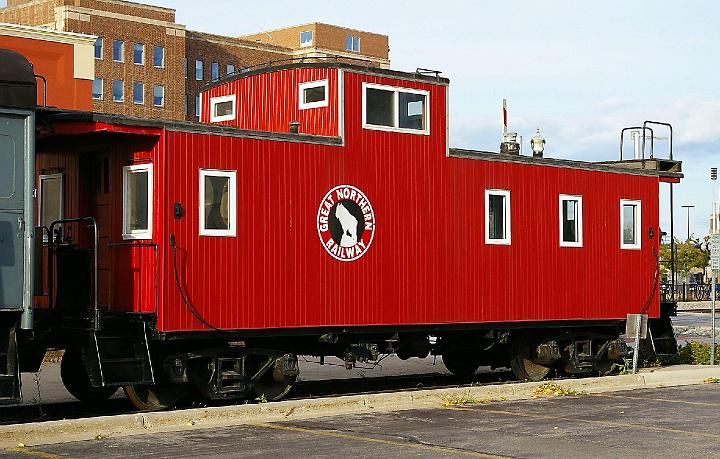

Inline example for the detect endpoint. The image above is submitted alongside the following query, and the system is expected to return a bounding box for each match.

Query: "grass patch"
[442,391,506,407]
[704,378,720,384]
[657,342,720,366]
[531,382,585,398]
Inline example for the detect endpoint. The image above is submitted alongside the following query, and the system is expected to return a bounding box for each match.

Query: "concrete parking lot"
[3,383,719,458]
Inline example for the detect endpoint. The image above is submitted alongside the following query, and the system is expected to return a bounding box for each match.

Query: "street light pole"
[681,205,694,242]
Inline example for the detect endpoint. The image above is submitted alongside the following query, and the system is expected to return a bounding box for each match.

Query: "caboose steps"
[87,322,155,388]
[0,323,21,405]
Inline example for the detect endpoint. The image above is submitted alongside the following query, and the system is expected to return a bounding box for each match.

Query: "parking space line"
[591,392,718,407]
[5,448,70,459]
[446,407,720,439]
[252,422,508,458]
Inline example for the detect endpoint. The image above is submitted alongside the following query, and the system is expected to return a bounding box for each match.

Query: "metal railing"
[661,282,720,302]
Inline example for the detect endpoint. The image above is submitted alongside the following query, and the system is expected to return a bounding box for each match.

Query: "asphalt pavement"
[4,383,719,458]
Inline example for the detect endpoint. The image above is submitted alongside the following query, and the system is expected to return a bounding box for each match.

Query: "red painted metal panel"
[154,69,661,333]
[201,68,340,137]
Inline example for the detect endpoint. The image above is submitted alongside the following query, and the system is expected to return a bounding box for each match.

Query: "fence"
[661,283,720,302]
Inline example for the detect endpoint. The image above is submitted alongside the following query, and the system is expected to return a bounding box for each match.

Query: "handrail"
[642,120,673,160]
[34,74,47,107]
[619,126,654,161]
[107,242,159,315]
[48,217,100,331]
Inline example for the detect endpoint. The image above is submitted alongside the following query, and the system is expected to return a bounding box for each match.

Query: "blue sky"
[2,0,718,238]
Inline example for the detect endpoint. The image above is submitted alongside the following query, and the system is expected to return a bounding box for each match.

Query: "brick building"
[0,0,390,121]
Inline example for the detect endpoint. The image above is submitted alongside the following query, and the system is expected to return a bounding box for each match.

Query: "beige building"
[0,0,390,121]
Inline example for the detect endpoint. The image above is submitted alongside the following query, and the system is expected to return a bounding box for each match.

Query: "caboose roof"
[36,108,682,181]
[202,59,450,93]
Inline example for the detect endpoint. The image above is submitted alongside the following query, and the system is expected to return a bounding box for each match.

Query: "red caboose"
[3,57,683,409]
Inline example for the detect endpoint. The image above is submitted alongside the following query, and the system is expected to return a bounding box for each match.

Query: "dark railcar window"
[365,88,394,127]
[399,92,426,130]
[562,199,578,243]
[488,194,505,240]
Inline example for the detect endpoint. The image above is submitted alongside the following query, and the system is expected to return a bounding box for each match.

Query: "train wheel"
[510,339,551,382]
[124,383,180,411]
[61,347,118,403]
[442,352,482,377]
[247,353,298,402]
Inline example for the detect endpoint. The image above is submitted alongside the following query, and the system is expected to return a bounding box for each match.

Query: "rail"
[107,242,159,314]
[48,217,100,330]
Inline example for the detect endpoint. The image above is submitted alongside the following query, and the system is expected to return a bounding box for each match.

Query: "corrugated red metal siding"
[158,68,660,333]
[201,68,340,137]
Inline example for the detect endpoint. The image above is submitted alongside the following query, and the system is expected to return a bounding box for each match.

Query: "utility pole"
[711,168,718,365]
[681,205,694,241]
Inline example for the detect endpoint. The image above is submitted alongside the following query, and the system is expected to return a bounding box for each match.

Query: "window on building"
[620,199,641,249]
[345,35,360,52]
[132,82,144,104]
[38,174,63,235]
[209,95,236,122]
[300,30,313,47]
[226,64,235,75]
[184,94,189,116]
[94,37,103,59]
[211,62,219,80]
[195,59,203,80]
[153,85,164,107]
[485,189,511,245]
[112,39,124,62]
[199,169,236,237]
[195,94,201,117]
[133,43,144,65]
[153,46,164,68]
[184,58,188,79]
[122,164,152,240]
[559,195,583,247]
[112,80,124,102]
[363,83,429,134]
[298,80,328,110]
[92,78,103,100]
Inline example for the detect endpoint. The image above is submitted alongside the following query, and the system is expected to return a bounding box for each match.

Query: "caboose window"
[122,164,153,240]
[620,199,641,249]
[299,80,328,110]
[362,83,429,135]
[200,169,236,237]
[38,174,63,238]
[210,95,236,122]
[559,195,583,247]
[485,189,511,245]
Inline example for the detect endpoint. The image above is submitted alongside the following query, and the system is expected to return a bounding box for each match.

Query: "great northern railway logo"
[317,185,376,262]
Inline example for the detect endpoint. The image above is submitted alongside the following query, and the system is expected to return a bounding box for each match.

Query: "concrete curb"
[2,365,719,448]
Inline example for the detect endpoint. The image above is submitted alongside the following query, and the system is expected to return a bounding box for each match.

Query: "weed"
[531,382,585,397]
[704,378,720,384]
[254,394,268,403]
[441,391,506,407]
[618,358,633,375]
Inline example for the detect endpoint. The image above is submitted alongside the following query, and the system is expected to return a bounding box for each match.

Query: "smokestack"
[500,99,520,155]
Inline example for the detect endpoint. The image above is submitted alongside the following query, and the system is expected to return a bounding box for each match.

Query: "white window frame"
[38,173,63,240]
[485,189,511,245]
[199,169,237,237]
[153,46,165,68]
[153,84,165,107]
[112,39,124,62]
[112,79,124,102]
[122,163,153,240]
[346,35,360,52]
[620,199,641,250]
[300,30,313,47]
[94,37,103,60]
[361,82,430,135]
[92,77,103,100]
[298,79,329,110]
[133,82,144,105]
[209,94,236,122]
[133,43,144,65]
[559,194,583,248]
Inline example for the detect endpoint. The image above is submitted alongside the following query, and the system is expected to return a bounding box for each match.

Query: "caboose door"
[0,112,34,318]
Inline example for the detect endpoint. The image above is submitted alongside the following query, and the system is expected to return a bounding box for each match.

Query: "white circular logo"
[317,185,376,262]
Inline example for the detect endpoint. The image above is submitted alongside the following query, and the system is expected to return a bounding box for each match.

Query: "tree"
[660,237,711,279]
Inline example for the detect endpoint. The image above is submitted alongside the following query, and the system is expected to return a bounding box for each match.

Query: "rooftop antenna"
[500,99,520,155]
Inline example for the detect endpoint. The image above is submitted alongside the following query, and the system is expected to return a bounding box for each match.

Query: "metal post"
[681,205,694,242]
[670,184,676,295]
[712,201,717,366]
[632,317,642,374]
